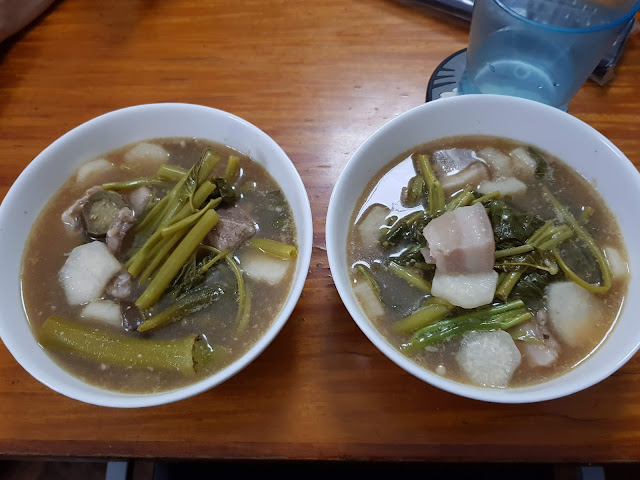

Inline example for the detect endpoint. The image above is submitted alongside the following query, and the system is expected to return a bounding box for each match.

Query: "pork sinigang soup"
[347,136,629,389]
[21,137,297,393]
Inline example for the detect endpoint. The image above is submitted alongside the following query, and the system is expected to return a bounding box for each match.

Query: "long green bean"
[160,198,222,238]
[157,164,187,181]
[200,246,251,332]
[541,186,612,293]
[388,261,431,293]
[444,189,475,212]
[392,303,452,334]
[472,191,501,205]
[102,178,166,191]
[416,154,445,216]
[39,315,221,375]
[494,244,534,259]
[137,287,222,332]
[127,180,217,277]
[401,305,531,354]
[224,155,240,183]
[356,264,383,302]
[198,248,231,275]
[136,209,220,309]
[249,238,298,259]
[406,175,425,204]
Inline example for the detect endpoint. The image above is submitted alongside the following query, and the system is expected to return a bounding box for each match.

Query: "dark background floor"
[1,460,640,480]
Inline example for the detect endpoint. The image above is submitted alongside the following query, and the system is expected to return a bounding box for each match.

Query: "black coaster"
[426,48,467,102]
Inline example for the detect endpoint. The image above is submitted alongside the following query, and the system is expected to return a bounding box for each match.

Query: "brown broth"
[21,137,297,393]
[346,135,629,388]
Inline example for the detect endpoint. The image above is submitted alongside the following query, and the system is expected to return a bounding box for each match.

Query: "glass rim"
[493,0,640,33]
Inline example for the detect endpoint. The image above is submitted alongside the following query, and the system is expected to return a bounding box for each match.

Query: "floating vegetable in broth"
[21,137,298,393]
[347,136,629,389]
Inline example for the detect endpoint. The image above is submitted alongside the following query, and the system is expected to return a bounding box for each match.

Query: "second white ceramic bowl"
[326,94,640,403]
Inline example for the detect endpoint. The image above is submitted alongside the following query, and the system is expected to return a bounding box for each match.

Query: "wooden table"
[0,0,639,464]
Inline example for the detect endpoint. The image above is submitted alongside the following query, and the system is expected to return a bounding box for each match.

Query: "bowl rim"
[0,102,313,408]
[326,93,640,404]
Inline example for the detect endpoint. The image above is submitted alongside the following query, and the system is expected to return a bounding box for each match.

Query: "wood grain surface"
[0,0,639,463]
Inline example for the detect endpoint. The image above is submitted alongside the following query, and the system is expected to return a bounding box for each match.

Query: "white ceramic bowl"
[326,94,640,403]
[0,103,313,408]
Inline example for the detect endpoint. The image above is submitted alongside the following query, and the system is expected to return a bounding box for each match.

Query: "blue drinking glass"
[458,0,640,110]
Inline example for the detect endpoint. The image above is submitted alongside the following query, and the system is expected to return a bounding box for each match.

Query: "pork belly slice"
[422,202,495,274]
[431,269,498,309]
[456,330,522,388]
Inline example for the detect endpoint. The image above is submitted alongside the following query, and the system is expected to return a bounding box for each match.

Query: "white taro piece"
[456,330,522,388]
[58,241,122,305]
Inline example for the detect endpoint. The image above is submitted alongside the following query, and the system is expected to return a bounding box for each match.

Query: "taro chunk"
[123,142,169,166]
[431,148,490,195]
[509,147,538,180]
[546,281,600,347]
[604,247,629,280]
[241,250,291,286]
[431,148,483,177]
[476,147,514,178]
[76,158,114,184]
[59,241,122,305]
[352,279,384,319]
[422,202,495,274]
[440,163,490,196]
[81,299,122,328]
[456,330,522,388]
[431,270,498,309]
[356,204,390,250]
[478,177,527,197]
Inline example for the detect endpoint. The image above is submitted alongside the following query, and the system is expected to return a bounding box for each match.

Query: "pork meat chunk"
[422,202,495,274]
[105,207,136,255]
[60,185,103,232]
[105,269,134,300]
[206,207,257,252]
[515,312,561,368]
